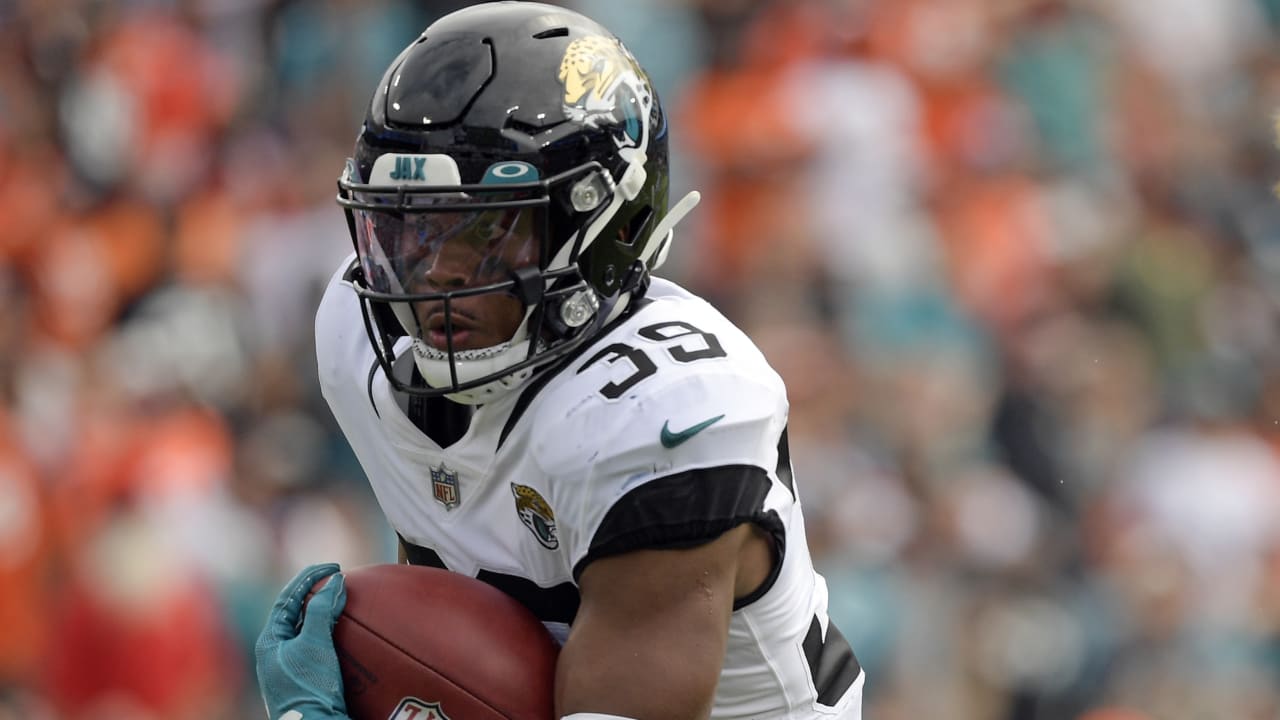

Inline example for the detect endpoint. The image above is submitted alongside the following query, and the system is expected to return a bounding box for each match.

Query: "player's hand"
[255,563,351,720]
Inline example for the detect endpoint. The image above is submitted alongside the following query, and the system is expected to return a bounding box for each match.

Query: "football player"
[254,3,864,719]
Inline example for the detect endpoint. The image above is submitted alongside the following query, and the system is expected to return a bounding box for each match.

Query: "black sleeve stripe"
[398,535,580,624]
[776,425,795,500]
[802,615,862,706]
[730,508,785,611]
[574,465,783,582]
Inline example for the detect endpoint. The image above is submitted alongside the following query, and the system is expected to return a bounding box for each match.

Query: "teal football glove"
[255,563,351,720]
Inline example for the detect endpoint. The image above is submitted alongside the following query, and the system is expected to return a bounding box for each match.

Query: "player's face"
[355,205,542,351]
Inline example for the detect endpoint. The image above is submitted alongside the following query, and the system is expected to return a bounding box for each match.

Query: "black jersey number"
[637,321,726,362]
[578,321,726,400]
[578,343,657,400]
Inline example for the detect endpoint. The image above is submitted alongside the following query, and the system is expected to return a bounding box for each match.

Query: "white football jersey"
[316,256,864,719]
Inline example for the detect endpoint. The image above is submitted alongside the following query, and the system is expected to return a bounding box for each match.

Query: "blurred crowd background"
[2,0,1280,718]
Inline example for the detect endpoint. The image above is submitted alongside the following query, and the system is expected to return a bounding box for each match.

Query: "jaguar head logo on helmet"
[336,1,700,404]
[559,36,625,105]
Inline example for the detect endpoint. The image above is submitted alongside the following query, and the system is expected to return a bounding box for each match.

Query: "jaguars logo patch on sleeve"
[511,483,559,550]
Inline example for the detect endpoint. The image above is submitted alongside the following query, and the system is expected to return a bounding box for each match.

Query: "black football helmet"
[337,1,700,403]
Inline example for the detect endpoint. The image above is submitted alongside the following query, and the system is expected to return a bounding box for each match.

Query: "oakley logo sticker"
[482,161,539,184]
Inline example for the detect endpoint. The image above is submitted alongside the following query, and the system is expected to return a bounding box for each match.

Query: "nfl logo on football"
[390,697,449,720]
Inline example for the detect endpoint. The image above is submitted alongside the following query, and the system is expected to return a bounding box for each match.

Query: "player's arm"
[556,522,773,720]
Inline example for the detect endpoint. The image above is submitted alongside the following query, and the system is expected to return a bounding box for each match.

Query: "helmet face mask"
[339,156,615,400]
[336,1,677,403]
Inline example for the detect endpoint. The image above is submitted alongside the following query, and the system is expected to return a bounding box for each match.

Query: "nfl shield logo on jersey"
[391,697,450,720]
[430,464,461,510]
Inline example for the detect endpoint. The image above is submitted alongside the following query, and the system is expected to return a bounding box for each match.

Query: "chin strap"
[641,190,701,271]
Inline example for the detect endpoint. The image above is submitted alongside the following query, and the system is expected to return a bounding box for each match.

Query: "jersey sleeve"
[530,315,792,580]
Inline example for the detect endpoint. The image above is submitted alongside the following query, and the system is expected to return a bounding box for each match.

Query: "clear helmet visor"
[351,200,543,298]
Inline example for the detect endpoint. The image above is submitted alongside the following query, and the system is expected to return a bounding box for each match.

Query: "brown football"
[309,563,559,720]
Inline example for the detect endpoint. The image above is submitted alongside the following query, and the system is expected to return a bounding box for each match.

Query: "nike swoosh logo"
[660,414,726,449]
